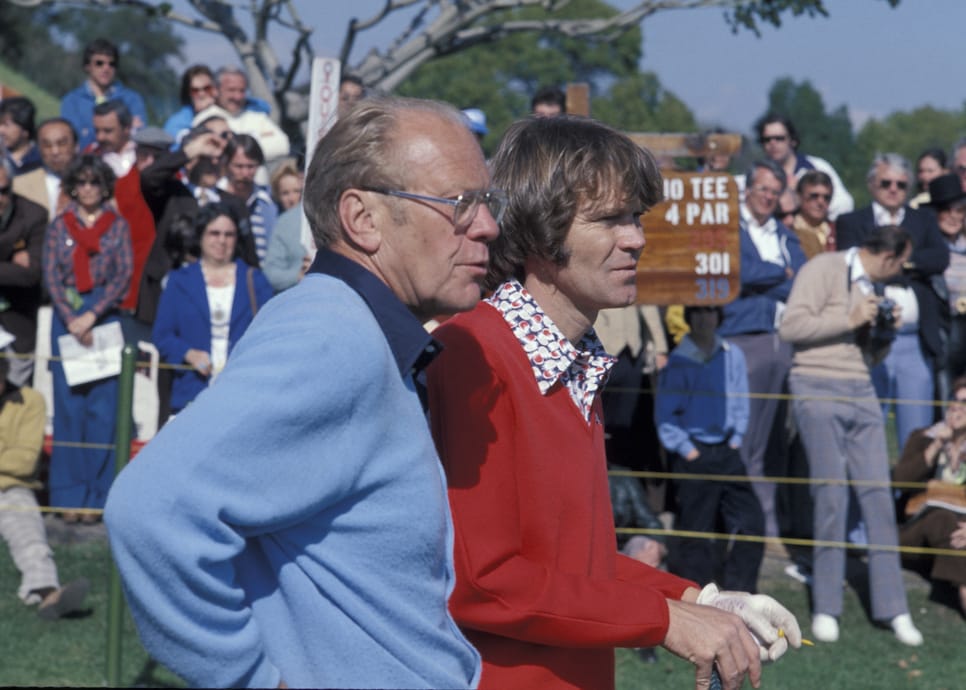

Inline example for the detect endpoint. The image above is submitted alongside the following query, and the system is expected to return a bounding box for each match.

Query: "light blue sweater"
[105,257,480,688]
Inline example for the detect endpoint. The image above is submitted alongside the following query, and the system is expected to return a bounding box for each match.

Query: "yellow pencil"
[779,628,815,646]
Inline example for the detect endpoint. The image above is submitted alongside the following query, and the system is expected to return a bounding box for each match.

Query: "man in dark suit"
[0,158,47,386]
[836,152,950,449]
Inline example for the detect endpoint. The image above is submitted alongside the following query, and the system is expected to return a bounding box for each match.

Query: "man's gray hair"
[744,158,787,192]
[866,152,911,183]
[216,66,248,85]
[302,96,466,248]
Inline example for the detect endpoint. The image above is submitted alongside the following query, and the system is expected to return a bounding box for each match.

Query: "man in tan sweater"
[779,224,922,646]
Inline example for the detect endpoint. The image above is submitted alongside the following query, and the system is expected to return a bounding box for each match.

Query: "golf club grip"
[710,666,723,690]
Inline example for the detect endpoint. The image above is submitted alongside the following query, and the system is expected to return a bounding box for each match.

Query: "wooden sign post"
[636,171,740,305]
[626,133,742,305]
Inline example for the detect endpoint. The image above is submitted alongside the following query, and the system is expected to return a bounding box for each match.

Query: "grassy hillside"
[0,60,61,120]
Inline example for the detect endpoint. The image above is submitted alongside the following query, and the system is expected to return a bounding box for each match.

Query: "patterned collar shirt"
[487,278,615,422]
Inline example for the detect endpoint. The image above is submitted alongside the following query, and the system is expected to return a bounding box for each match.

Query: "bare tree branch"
[8,0,844,132]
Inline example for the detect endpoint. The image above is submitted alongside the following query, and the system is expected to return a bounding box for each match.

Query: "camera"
[868,297,897,347]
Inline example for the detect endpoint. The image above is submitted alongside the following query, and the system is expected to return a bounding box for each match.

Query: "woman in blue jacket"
[153,203,273,414]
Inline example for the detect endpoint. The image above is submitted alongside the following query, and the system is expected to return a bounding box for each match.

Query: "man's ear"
[338,189,382,254]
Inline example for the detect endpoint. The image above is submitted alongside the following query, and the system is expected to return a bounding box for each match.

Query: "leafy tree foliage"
[761,77,853,174]
[757,76,966,207]
[848,106,966,206]
[396,0,695,152]
[593,72,697,134]
[0,4,182,125]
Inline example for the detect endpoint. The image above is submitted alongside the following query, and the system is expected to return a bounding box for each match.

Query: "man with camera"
[836,153,950,449]
[779,224,924,647]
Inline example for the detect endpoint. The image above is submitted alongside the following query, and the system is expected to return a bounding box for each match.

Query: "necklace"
[201,261,234,288]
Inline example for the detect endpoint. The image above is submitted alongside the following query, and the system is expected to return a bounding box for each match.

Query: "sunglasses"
[0,184,12,195]
[760,135,788,144]
[878,179,908,190]
[91,59,116,68]
[191,84,216,95]
[806,192,832,202]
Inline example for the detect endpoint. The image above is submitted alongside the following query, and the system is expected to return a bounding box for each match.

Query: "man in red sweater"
[428,116,802,690]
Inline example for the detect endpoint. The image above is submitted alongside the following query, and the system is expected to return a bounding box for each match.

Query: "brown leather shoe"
[37,579,90,620]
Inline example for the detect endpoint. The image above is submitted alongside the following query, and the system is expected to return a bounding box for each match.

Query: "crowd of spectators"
[0,38,321,619]
[0,37,962,644]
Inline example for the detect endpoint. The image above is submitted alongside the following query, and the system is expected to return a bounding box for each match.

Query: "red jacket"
[114,167,155,312]
[429,303,695,690]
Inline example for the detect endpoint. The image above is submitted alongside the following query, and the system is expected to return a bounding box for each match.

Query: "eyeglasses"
[362,187,507,230]
[806,192,831,202]
[760,135,788,144]
[878,179,908,190]
[191,84,215,96]
[749,185,781,198]
[91,59,116,68]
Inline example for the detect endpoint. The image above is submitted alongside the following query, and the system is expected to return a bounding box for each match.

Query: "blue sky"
[171,0,965,135]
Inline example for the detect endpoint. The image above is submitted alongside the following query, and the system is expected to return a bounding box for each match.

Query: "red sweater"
[429,303,695,690]
[114,168,155,312]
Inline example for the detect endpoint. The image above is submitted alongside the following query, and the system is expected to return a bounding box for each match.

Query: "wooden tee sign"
[636,171,740,306]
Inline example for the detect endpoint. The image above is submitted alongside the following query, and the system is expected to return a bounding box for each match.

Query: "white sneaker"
[812,613,839,642]
[890,614,923,646]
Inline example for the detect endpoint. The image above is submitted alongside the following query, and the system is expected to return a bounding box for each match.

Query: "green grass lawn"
[618,577,965,690]
[1,539,963,688]
[0,538,184,688]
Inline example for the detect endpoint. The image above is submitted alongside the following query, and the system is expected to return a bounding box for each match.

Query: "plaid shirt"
[487,279,615,422]
[43,203,133,323]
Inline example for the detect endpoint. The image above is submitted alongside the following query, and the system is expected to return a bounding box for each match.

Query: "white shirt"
[872,201,906,228]
[741,204,784,265]
[206,283,234,380]
[44,170,62,217]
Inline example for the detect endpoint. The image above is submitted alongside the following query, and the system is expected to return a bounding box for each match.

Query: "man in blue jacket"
[719,159,806,541]
[104,96,500,688]
[60,38,146,150]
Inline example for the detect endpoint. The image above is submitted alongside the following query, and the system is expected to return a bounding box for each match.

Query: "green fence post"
[106,344,137,686]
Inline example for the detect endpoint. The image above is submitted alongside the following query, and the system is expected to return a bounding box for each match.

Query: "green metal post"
[106,345,137,686]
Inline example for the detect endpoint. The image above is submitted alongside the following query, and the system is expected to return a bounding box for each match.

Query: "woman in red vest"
[42,154,132,523]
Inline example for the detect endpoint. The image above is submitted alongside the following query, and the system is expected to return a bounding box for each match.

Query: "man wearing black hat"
[925,173,966,400]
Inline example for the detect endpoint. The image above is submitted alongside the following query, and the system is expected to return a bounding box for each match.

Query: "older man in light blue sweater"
[105,96,502,688]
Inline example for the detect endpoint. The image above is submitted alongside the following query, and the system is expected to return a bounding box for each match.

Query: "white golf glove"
[696,583,802,661]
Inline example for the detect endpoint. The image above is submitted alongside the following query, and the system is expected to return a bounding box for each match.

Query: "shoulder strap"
[247,266,258,317]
